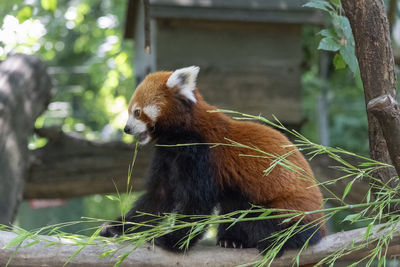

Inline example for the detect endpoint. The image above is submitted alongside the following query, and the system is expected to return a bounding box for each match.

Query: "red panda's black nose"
[124,126,131,134]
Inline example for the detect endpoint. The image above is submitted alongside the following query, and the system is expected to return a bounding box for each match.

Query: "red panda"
[100,66,326,255]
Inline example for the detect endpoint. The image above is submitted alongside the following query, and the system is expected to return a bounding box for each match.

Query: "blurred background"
[0,0,399,235]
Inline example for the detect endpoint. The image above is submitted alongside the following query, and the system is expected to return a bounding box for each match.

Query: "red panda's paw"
[217,239,245,249]
[99,222,123,238]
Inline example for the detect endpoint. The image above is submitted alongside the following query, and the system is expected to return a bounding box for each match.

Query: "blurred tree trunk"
[0,54,52,224]
[341,0,400,190]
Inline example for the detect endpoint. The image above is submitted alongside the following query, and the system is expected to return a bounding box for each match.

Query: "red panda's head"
[124,66,200,145]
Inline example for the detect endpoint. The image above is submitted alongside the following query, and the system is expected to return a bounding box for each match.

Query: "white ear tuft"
[166,66,200,103]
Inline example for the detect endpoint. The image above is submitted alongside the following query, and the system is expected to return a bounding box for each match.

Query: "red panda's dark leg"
[154,143,219,252]
[102,137,219,251]
[217,190,255,249]
[217,190,324,256]
[218,215,323,256]
[256,217,324,256]
[217,191,285,251]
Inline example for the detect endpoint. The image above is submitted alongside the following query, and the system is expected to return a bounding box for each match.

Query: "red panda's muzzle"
[125,128,150,145]
[124,115,152,145]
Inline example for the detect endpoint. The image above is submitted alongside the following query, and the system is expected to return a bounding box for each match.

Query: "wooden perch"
[1,223,400,266]
[367,94,400,177]
[24,126,369,205]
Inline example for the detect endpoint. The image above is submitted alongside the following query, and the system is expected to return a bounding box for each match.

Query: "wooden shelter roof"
[124,0,324,39]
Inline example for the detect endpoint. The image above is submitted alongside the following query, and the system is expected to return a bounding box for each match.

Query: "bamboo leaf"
[364,222,373,239]
[282,217,293,224]
[343,213,360,223]
[115,249,133,267]
[366,190,371,203]
[23,240,40,248]
[64,245,85,267]
[99,249,115,258]
[4,233,30,248]
[106,195,119,201]
[342,180,355,200]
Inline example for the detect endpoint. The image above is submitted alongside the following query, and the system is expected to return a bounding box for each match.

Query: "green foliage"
[333,53,346,70]
[301,10,368,155]
[304,0,361,80]
[317,30,341,52]
[301,26,322,144]
[301,53,368,155]
[328,69,369,155]
[41,0,58,12]
[1,0,134,142]
[16,6,33,23]
[84,193,139,223]
[303,0,334,12]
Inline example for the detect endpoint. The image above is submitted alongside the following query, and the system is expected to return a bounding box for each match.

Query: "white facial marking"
[139,134,151,145]
[131,103,138,113]
[166,66,200,103]
[126,114,147,133]
[143,105,160,121]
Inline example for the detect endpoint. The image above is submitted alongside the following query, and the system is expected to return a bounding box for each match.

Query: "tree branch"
[341,0,399,185]
[367,94,400,176]
[0,223,399,266]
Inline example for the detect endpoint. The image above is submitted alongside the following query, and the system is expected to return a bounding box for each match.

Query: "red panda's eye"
[134,109,141,117]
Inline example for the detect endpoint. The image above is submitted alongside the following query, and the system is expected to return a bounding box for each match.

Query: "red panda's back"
[208,117,325,229]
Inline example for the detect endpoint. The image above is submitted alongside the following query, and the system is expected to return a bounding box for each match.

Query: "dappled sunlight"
[0,15,46,57]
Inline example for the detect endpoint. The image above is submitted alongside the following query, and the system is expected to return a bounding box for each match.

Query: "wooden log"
[367,94,400,177]
[0,223,399,266]
[0,54,52,224]
[25,127,369,205]
[25,127,153,199]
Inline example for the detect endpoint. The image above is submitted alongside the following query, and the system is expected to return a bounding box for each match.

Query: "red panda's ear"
[166,66,200,103]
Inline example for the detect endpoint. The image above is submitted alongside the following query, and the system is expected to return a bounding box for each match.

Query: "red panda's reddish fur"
[101,70,326,255]
[130,71,326,233]
[195,94,325,233]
